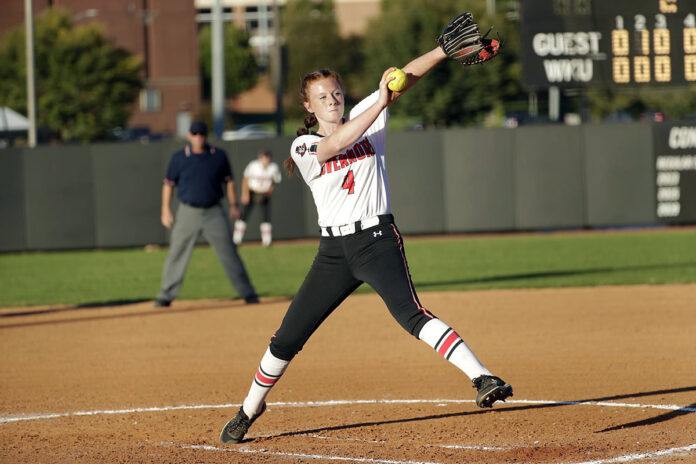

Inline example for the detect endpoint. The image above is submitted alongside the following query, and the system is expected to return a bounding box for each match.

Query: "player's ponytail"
[287,114,318,175]
[296,114,317,136]
[286,69,344,176]
[283,155,296,176]
[287,114,319,176]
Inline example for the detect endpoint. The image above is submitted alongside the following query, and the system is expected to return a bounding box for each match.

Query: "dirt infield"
[1,284,695,463]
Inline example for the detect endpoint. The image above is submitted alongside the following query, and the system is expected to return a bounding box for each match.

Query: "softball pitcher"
[220,13,509,444]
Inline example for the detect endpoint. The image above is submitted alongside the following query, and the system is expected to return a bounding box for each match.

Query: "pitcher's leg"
[351,223,435,336]
[203,205,257,300]
[270,239,361,360]
[238,239,360,422]
[240,347,290,419]
[418,318,490,379]
[360,227,493,378]
[157,205,201,302]
[419,318,512,407]
[353,223,512,406]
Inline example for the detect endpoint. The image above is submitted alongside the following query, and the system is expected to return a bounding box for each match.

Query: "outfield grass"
[1,228,695,308]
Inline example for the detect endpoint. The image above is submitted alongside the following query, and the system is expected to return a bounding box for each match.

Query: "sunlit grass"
[1,228,694,307]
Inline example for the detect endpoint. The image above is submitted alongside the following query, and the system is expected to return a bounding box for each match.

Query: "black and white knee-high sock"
[242,347,289,418]
[418,318,491,380]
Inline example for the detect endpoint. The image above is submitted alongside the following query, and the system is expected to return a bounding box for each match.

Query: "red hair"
[285,69,344,176]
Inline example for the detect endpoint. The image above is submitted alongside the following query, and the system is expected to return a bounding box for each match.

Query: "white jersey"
[290,91,390,228]
[243,159,282,194]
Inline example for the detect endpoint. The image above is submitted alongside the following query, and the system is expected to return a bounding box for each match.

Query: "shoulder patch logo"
[309,144,318,155]
[295,143,307,157]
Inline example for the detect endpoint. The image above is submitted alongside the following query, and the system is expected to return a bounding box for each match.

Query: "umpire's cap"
[189,120,208,136]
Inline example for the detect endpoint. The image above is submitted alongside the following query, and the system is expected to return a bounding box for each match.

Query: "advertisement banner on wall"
[653,121,696,223]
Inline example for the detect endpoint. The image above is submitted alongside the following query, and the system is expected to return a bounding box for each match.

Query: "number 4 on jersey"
[342,170,355,194]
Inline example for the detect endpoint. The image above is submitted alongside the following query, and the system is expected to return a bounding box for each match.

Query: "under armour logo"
[373,230,382,237]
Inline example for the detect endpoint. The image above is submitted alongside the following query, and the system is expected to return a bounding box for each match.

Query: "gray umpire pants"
[157,202,257,302]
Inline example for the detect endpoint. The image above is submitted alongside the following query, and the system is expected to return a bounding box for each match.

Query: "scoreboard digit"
[685,14,696,80]
[519,0,696,88]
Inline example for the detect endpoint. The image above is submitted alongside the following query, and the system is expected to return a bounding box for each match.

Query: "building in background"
[0,0,379,137]
[194,0,380,116]
[1,0,201,138]
[195,0,379,60]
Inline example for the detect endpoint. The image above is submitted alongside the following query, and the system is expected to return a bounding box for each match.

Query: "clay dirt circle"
[1,285,695,463]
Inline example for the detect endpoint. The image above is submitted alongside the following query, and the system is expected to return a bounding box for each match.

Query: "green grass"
[1,228,695,307]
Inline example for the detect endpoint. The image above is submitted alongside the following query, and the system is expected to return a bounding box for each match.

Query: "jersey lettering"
[289,90,390,228]
[355,144,367,159]
[319,137,376,176]
[359,139,374,155]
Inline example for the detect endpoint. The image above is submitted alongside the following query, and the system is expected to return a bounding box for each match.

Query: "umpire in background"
[155,120,259,306]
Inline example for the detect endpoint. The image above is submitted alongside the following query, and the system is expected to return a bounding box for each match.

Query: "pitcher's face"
[303,77,345,127]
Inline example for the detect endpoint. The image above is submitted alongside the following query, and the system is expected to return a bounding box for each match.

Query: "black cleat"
[473,375,513,408]
[220,403,266,444]
[154,299,171,307]
[244,294,260,304]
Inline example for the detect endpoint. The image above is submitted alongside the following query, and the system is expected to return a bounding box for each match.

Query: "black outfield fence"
[1,121,694,252]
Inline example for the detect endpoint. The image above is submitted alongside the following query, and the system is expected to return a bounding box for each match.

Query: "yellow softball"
[387,68,407,92]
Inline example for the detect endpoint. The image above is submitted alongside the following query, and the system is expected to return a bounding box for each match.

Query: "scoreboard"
[519,0,696,88]
[654,122,696,224]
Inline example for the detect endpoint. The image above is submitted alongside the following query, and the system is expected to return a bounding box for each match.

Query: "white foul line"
[180,443,442,464]
[306,433,386,444]
[1,398,695,464]
[0,402,242,424]
[2,398,696,425]
[509,398,696,413]
[165,441,696,464]
[303,434,513,451]
[565,443,696,464]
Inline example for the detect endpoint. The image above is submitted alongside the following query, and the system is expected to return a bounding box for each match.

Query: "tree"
[361,0,524,127]
[281,0,364,116]
[198,24,259,100]
[0,9,142,142]
[588,86,696,121]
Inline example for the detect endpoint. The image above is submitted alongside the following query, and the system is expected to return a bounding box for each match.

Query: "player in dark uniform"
[155,120,258,306]
[220,45,511,444]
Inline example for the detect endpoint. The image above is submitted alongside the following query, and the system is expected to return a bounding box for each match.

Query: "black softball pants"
[240,192,271,223]
[269,218,436,361]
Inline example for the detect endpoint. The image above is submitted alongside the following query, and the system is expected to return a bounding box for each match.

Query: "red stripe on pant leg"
[390,224,433,319]
[437,332,460,357]
[255,370,277,385]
